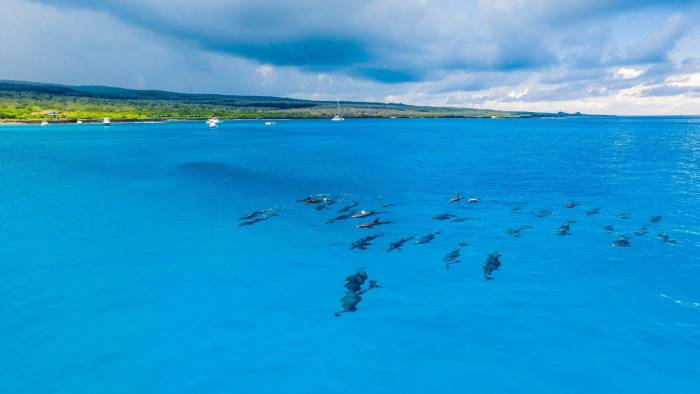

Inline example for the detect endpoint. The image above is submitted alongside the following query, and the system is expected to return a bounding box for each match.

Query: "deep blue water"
[1,117,700,393]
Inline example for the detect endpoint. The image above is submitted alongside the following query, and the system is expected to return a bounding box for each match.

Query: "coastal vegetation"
[0,80,550,121]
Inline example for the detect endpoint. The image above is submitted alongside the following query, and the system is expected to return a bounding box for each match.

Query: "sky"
[1,0,700,114]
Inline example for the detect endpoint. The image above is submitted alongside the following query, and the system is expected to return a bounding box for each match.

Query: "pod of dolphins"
[236,192,676,316]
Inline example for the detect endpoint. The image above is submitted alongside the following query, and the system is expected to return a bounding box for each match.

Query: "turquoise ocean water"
[1,117,699,393]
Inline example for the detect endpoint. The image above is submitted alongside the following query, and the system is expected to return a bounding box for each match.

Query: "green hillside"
[0,80,553,121]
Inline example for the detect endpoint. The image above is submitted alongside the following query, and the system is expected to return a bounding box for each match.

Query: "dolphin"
[467,197,480,203]
[604,224,615,234]
[634,224,650,236]
[557,221,575,236]
[297,195,324,204]
[657,232,677,244]
[238,213,278,227]
[326,213,353,224]
[650,215,663,224]
[357,217,392,229]
[351,210,377,219]
[335,293,362,316]
[350,233,384,250]
[387,236,414,252]
[336,202,359,213]
[443,242,469,269]
[415,230,441,244]
[449,194,463,203]
[483,252,502,281]
[315,198,337,211]
[611,235,631,247]
[507,225,533,237]
[533,208,553,218]
[586,207,601,216]
[343,270,368,292]
[433,213,457,221]
[565,201,577,209]
[238,208,272,220]
[616,211,631,219]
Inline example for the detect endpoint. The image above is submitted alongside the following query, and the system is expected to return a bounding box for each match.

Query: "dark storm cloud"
[3,0,700,113]
[28,0,700,83]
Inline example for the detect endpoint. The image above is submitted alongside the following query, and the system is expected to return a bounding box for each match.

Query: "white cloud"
[255,65,274,78]
[617,67,644,79]
[508,88,530,100]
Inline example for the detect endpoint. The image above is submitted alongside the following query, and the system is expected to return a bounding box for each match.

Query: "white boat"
[331,100,344,121]
[207,117,220,128]
[76,120,83,124]
[40,120,49,126]
[103,117,111,127]
[264,121,276,126]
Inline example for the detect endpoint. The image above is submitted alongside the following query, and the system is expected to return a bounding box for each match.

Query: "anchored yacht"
[331,100,344,121]
[207,117,220,128]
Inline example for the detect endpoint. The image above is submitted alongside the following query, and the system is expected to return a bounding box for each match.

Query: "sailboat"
[331,100,344,121]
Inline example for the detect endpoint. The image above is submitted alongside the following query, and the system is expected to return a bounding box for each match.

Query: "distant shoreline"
[0,118,195,125]
[0,114,563,125]
[1,80,570,121]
